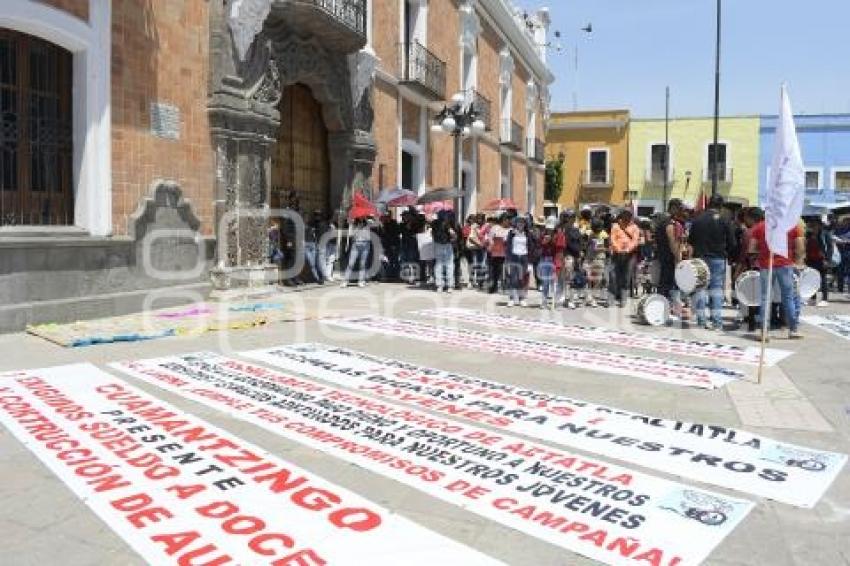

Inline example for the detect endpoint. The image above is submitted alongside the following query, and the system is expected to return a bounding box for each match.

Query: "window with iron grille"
[0,29,73,227]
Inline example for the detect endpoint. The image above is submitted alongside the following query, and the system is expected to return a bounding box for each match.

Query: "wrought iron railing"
[500,118,523,150]
[309,0,367,36]
[646,168,675,186]
[399,41,447,100]
[526,138,544,163]
[702,166,733,184]
[469,89,492,131]
[581,169,614,186]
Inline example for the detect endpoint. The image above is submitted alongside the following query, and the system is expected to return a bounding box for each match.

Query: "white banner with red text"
[321,316,743,389]
[0,364,500,565]
[112,353,755,566]
[242,343,845,508]
[414,308,793,367]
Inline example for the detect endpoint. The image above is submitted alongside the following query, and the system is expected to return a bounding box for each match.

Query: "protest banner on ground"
[321,316,743,389]
[242,344,846,508]
[414,308,793,367]
[801,315,850,341]
[0,364,501,565]
[113,353,755,566]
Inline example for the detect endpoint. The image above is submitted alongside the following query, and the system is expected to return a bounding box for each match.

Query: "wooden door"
[271,83,330,215]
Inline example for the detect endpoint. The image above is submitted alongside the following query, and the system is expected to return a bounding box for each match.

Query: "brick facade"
[111,0,215,235]
[37,0,89,22]
[369,0,550,215]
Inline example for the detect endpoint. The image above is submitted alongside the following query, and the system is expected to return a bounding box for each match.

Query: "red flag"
[348,192,377,220]
[695,190,708,213]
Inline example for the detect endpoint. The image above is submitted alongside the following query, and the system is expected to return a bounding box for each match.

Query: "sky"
[514,0,850,118]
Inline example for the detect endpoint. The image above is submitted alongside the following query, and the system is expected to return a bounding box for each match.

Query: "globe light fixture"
[441,115,456,132]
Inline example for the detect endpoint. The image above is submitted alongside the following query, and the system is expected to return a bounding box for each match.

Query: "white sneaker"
[340,281,348,288]
[817,300,829,307]
[358,281,366,288]
[506,300,515,307]
[588,299,597,308]
[567,301,577,309]
[520,300,528,307]
[447,287,453,294]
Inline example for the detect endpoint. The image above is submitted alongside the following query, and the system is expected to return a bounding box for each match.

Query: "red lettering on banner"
[111,493,174,529]
[167,483,208,500]
[150,531,233,566]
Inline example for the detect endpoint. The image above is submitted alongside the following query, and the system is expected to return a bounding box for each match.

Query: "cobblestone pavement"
[1,284,848,565]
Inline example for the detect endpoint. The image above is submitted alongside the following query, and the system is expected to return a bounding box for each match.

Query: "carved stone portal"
[208,0,376,291]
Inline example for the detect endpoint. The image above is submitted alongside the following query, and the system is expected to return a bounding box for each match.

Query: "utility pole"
[663,86,670,211]
[711,0,722,198]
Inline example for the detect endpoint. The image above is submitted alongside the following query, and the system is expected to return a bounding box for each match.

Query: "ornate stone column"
[207,0,280,292]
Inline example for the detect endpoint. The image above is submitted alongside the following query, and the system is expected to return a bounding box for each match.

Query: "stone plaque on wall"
[150,102,181,140]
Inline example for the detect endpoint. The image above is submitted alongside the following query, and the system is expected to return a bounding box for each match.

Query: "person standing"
[505,216,530,307]
[465,214,485,289]
[342,218,372,288]
[688,195,737,330]
[609,210,641,308]
[304,209,328,284]
[585,220,610,307]
[486,215,510,294]
[805,217,833,307]
[749,217,806,340]
[538,216,559,309]
[432,210,457,293]
[555,210,581,308]
[655,199,687,317]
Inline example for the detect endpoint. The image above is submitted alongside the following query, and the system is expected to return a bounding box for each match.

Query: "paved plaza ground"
[0,284,848,565]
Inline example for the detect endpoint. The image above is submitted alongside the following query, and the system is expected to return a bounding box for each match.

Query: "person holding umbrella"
[486,214,510,294]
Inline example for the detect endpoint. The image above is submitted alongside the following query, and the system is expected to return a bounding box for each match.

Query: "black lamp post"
[431,92,486,220]
[711,0,722,198]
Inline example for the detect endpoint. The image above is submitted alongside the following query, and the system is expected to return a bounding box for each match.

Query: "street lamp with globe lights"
[431,92,486,219]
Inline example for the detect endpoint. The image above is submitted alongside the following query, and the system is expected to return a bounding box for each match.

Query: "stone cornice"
[477,0,554,85]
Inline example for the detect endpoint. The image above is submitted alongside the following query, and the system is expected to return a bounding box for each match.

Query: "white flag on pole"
[765,84,805,258]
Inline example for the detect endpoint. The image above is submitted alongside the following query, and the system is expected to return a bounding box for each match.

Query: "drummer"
[655,199,687,318]
[688,195,737,330]
[734,207,762,331]
[748,216,806,340]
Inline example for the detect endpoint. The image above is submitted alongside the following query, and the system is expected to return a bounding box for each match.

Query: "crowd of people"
[267,191,850,337]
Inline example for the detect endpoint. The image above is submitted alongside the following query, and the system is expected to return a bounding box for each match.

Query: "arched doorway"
[271,83,330,215]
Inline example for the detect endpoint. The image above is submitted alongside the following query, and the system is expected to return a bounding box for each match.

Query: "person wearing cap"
[688,194,737,329]
[538,216,559,308]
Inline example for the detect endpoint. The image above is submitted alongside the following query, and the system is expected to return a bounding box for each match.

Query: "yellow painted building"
[546,110,630,209]
[628,116,761,213]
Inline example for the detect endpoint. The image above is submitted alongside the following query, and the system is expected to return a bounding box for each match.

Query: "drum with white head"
[675,259,710,294]
[636,294,670,327]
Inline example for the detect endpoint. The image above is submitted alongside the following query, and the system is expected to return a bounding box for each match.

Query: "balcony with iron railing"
[270,0,367,52]
[702,166,734,184]
[645,168,676,187]
[525,137,544,164]
[500,118,523,150]
[466,89,492,132]
[399,41,447,101]
[581,169,615,188]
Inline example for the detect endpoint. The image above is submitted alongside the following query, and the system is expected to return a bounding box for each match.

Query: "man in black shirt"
[688,194,736,329]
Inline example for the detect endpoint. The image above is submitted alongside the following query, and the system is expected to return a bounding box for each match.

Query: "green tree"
[545,159,564,203]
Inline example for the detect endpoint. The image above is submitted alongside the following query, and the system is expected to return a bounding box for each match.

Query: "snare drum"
[636,294,670,327]
[735,271,761,307]
[798,267,821,300]
[675,259,710,294]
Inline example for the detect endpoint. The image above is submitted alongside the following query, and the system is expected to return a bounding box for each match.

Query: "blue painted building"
[759,114,850,206]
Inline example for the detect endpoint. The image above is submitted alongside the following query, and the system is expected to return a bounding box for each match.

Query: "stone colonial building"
[0,0,554,332]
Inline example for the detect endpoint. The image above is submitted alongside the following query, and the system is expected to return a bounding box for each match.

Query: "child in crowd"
[585,219,610,307]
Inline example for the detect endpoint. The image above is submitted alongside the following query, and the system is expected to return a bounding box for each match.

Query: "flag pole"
[757,253,774,384]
